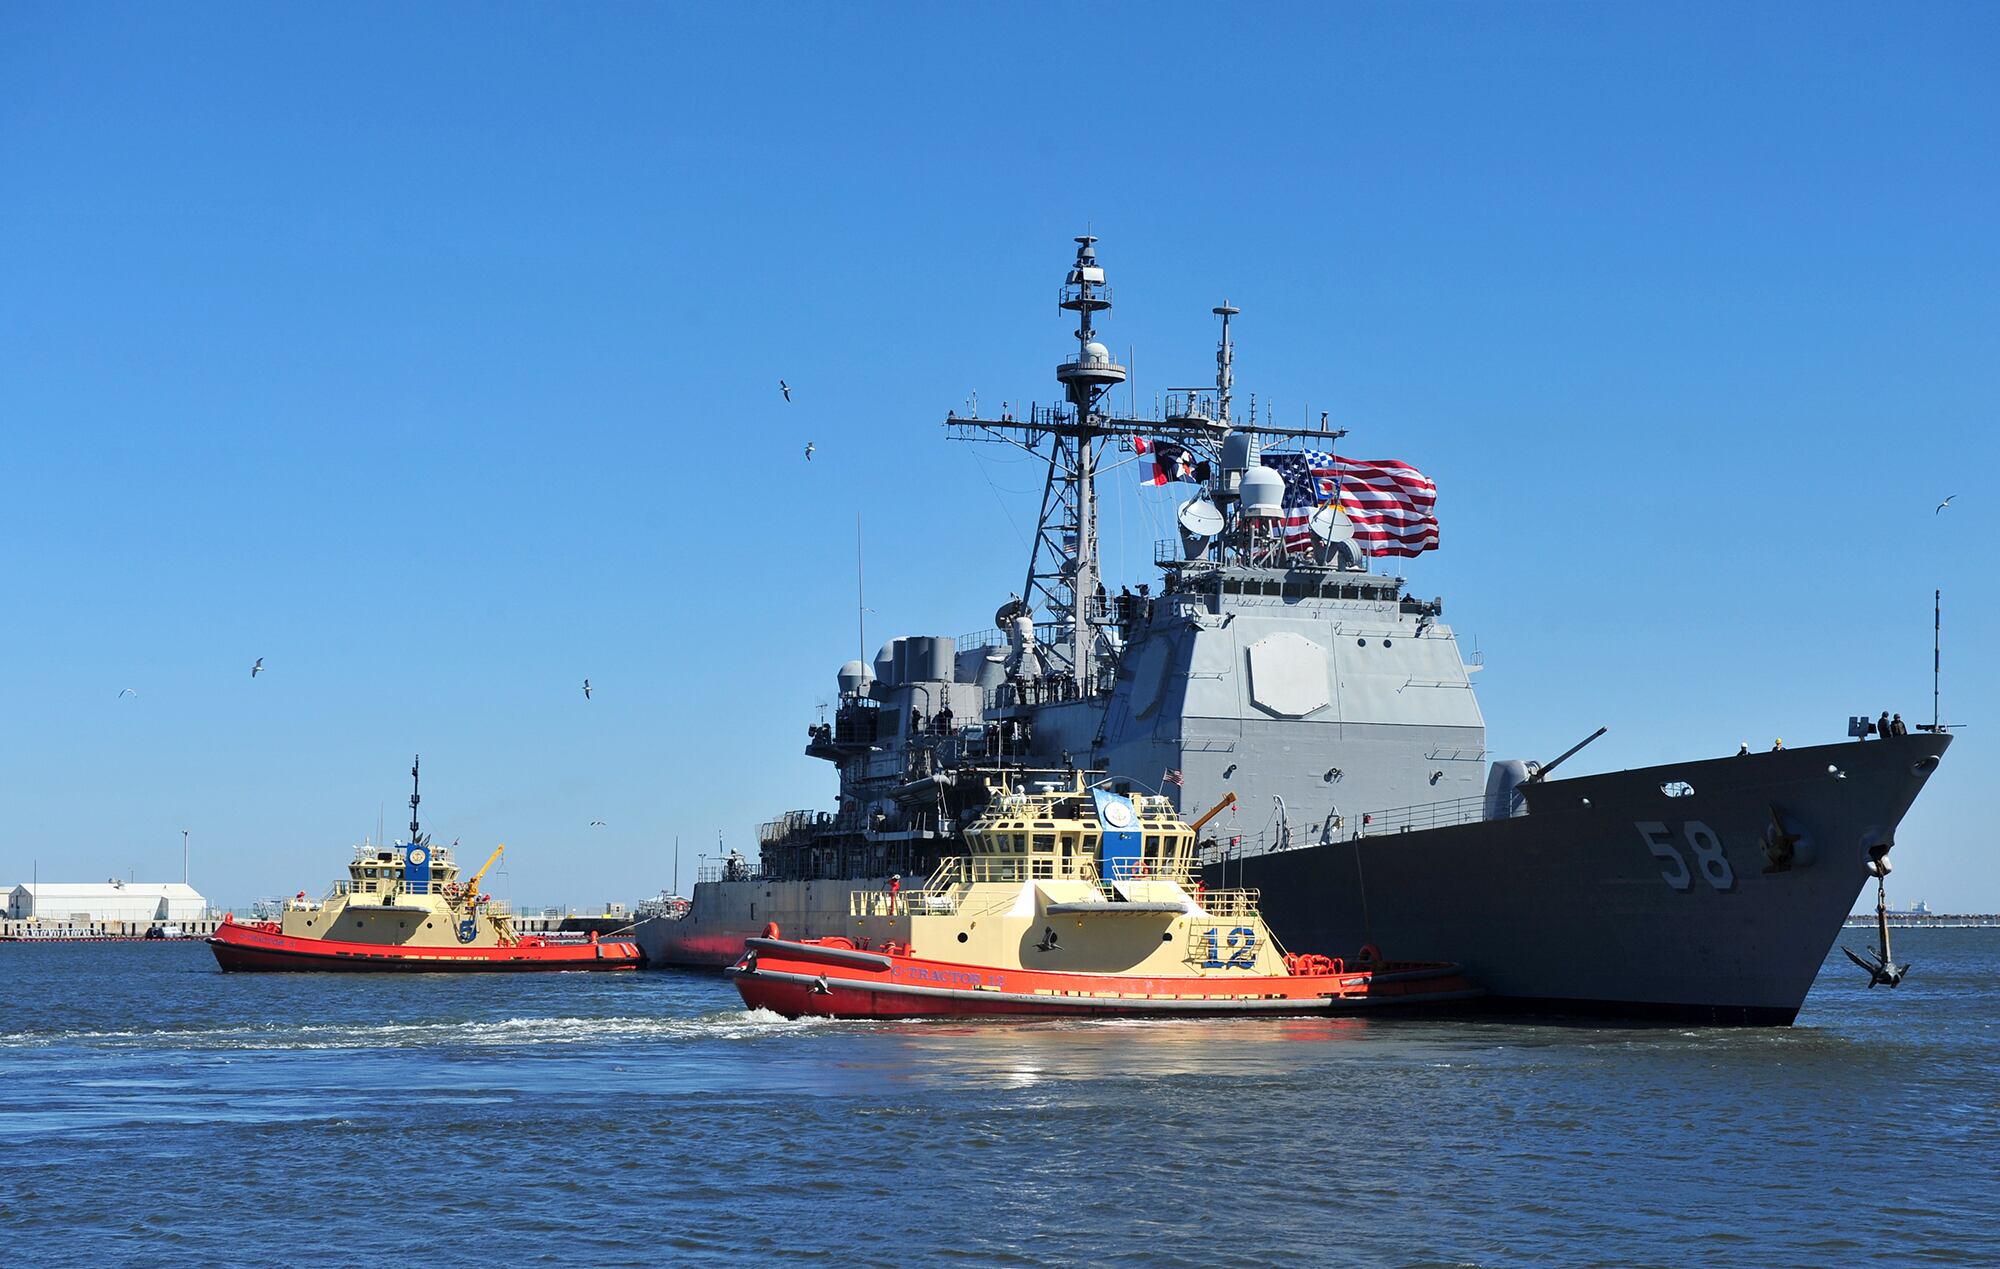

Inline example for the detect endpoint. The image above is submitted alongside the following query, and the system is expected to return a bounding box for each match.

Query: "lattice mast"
[1041,236,1127,687]
[946,236,1352,687]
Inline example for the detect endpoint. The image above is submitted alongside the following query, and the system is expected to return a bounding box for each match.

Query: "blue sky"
[2,2,1994,911]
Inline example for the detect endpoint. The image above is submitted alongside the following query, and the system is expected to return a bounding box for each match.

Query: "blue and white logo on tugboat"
[402,843,432,894]
[456,916,478,944]
[1091,789,1143,878]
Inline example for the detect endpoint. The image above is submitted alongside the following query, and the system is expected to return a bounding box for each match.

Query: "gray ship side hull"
[635,878,876,969]
[1222,735,1949,1025]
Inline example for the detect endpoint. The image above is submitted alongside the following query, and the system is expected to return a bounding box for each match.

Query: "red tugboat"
[209,758,641,973]
[729,776,1477,1018]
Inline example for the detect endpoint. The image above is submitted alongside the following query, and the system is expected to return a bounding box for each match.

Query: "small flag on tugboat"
[1163,768,1184,786]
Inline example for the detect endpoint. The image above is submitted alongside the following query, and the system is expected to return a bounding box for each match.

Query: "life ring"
[1356,942,1383,966]
[763,921,780,939]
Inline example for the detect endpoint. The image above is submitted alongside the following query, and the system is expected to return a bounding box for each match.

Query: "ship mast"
[1213,301,1238,424]
[1044,235,1126,688]
[947,236,1360,690]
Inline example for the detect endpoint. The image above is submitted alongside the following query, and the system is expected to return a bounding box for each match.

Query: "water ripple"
[0,934,1995,1266]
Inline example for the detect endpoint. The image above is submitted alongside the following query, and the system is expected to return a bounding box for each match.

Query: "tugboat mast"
[408,754,423,845]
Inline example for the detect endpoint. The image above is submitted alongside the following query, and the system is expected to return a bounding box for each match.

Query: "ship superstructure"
[638,236,1952,1023]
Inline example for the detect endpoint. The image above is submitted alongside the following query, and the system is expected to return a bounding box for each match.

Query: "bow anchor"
[1842,843,1908,989]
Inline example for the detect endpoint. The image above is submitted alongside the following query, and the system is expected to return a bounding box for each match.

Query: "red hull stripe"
[732,966,1480,1017]
[728,939,1478,1018]
[207,925,641,972]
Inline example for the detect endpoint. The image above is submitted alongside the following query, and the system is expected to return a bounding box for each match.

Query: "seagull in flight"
[804,441,815,461]
[251,657,264,677]
[1936,494,1956,514]
[779,379,792,402]
[589,820,606,827]
[117,687,138,699]
[582,678,592,700]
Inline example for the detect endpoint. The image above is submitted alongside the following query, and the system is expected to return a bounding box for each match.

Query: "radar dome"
[1083,341,1111,364]
[837,660,871,697]
[1240,465,1286,518]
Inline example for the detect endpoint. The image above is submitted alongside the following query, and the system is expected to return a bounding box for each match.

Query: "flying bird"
[1936,494,1956,514]
[582,679,591,700]
[589,820,606,827]
[779,379,791,402]
[804,441,815,461]
[251,657,264,677]
[117,687,138,699]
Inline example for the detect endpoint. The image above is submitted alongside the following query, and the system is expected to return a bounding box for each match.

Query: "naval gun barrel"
[1528,726,1609,782]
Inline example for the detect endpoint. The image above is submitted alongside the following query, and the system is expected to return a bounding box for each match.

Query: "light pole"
[182,829,190,885]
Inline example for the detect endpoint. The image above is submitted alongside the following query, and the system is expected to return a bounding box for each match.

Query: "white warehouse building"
[6,881,208,923]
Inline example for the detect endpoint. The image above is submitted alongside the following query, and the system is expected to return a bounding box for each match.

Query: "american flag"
[1260,449,1439,557]
[1162,768,1184,787]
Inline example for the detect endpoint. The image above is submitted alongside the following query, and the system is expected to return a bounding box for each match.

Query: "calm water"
[2,932,1994,1267]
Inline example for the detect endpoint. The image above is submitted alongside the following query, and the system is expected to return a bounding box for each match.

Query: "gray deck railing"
[1354,795,1487,837]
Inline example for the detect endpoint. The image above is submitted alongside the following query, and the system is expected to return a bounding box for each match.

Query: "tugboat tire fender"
[743,937,894,971]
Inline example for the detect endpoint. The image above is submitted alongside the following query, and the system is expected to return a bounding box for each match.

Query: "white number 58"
[1636,820,1735,892]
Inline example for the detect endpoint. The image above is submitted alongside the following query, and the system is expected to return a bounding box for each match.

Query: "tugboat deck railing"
[316,880,508,916]
[849,857,1237,919]
[1189,888,1259,919]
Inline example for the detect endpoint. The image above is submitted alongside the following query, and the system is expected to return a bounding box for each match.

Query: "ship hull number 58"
[1635,820,1735,892]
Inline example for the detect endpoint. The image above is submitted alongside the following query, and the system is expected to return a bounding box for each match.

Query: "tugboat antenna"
[409,754,422,845]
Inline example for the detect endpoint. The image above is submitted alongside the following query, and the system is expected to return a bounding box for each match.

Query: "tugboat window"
[957,932,968,943]
[1356,638,1367,647]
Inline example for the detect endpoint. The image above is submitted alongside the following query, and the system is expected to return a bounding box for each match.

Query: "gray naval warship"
[636,235,1952,1024]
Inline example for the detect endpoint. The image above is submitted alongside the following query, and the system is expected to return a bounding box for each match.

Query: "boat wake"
[0,1008,835,1052]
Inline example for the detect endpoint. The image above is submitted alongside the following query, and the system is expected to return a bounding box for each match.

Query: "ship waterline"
[640,735,1947,1021]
